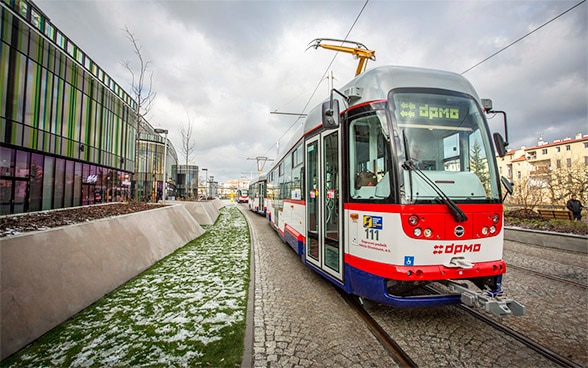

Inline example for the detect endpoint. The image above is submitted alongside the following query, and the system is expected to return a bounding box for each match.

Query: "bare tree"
[181,113,196,166]
[548,157,588,205]
[180,113,197,198]
[505,175,545,210]
[123,26,156,200]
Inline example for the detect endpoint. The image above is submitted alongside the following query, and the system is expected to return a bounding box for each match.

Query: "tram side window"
[291,143,303,200]
[349,113,391,200]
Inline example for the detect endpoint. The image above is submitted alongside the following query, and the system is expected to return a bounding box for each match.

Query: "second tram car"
[236,188,249,203]
[248,175,268,215]
[261,65,523,317]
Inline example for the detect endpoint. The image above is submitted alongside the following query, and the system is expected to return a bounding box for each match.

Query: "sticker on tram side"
[404,256,415,266]
[363,215,383,230]
[357,215,390,252]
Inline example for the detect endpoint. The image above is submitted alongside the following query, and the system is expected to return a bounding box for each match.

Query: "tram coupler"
[446,281,525,317]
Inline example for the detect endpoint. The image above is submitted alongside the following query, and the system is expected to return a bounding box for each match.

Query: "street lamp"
[209,175,214,199]
[201,168,208,200]
[154,128,168,203]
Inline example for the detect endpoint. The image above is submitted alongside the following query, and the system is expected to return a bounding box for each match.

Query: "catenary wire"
[248,0,370,174]
[461,0,586,75]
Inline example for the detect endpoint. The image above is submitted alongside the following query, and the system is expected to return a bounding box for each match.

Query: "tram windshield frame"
[388,88,501,204]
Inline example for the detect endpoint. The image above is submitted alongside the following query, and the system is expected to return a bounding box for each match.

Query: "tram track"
[456,303,583,368]
[507,264,587,289]
[422,284,583,368]
[337,290,418,368]
[340,285,582,368]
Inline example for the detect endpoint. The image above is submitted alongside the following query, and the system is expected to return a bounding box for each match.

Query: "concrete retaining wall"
[504,227,587,253]
[0,199,223,360]
[179,200,221,225]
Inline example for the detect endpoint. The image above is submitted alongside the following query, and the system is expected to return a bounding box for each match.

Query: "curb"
[504,227,587,254]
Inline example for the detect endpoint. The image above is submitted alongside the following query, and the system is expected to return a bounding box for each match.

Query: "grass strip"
[1,205,250,368]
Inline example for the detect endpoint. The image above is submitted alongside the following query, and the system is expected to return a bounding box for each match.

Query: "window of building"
[542,148,547,155]
[566,145,571,151]
[566,158,571,167]
[556,146,561,152]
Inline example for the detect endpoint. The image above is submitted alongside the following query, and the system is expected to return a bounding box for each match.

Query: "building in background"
[172,164,198,200]
[0,0,177,214]
[497,132,588,207]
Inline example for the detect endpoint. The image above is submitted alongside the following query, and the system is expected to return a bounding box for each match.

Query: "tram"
[248,175,268,215]
[236,188,249,203]
[261,65,524,317]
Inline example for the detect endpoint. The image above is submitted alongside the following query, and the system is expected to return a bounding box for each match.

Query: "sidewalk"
[240,207,398,367]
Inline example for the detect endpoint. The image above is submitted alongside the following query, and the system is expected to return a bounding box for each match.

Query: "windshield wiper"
[401,131,468,223]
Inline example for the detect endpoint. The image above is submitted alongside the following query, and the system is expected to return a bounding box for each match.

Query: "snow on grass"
[2,205,250,368]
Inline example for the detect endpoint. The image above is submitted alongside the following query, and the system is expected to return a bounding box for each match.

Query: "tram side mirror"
[481,98,493,112]
[501,176,513,195]
[493,132,507,157]
[322,99,340,129]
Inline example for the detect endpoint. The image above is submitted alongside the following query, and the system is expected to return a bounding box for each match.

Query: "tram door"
[305,131,343,281]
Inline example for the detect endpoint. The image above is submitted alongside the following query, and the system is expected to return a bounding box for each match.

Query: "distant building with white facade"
[496,132,588,207]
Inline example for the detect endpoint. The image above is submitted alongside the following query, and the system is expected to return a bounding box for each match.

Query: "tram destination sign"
[398,102,460,121]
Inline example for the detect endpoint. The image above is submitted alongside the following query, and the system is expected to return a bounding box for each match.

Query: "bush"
[505,209,588,236]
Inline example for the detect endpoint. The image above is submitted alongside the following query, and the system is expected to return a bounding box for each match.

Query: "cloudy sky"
[34,0,587,184]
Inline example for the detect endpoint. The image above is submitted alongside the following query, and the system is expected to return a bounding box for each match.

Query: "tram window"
[443,133,460,171]
[349,113,391,200]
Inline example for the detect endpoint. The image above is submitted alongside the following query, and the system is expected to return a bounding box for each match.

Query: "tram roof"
[304,65,480,134]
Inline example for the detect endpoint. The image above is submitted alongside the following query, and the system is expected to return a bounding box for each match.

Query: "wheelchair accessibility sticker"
[404,256,415,266]
[363,215,383,230]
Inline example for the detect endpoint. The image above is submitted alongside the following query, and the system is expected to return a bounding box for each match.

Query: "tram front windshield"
[390,91,500,204]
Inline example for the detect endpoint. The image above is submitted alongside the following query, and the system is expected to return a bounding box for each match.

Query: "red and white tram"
[262,65,523,317]
[236,188,249,204]
[248,175,268,215]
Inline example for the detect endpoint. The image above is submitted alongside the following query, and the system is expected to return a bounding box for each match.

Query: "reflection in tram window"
[306,141,319,261]
[349,112,391,200]
[323,132,339,272]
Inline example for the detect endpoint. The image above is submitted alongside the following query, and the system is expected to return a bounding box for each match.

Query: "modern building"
[0,0,177,215]
[172,164,198,200]
[497,132,588,207]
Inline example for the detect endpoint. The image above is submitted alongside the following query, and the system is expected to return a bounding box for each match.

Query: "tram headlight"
[491,213,500,224]
[424,228,432,238]
[408,215,419,226]
[413,227,422,237]
[490,225,496,234]
[481,227,489,236]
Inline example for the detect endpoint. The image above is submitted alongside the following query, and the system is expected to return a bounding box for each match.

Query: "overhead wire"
[461,0,586,75]
[248,0,370,174]
[249,0,586,175]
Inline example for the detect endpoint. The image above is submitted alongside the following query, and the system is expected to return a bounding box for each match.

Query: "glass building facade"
[0,0,177,214]
[172,164,198,200]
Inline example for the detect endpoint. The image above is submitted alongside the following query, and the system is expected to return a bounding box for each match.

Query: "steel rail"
[419,285,581,367]
[458,303,582,368]
[508,264,587,289]
[337,290,418,368]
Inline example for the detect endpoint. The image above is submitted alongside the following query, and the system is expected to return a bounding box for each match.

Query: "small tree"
[180,113,196,198]
[470,140,490,195]
[548,156,588,205]
[506,175,545,210]
[123,26,156,200]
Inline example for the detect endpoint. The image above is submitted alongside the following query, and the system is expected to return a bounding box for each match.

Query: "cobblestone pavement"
[240,207,399,368]
[240,205,588,367]
[501,239,588,366]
